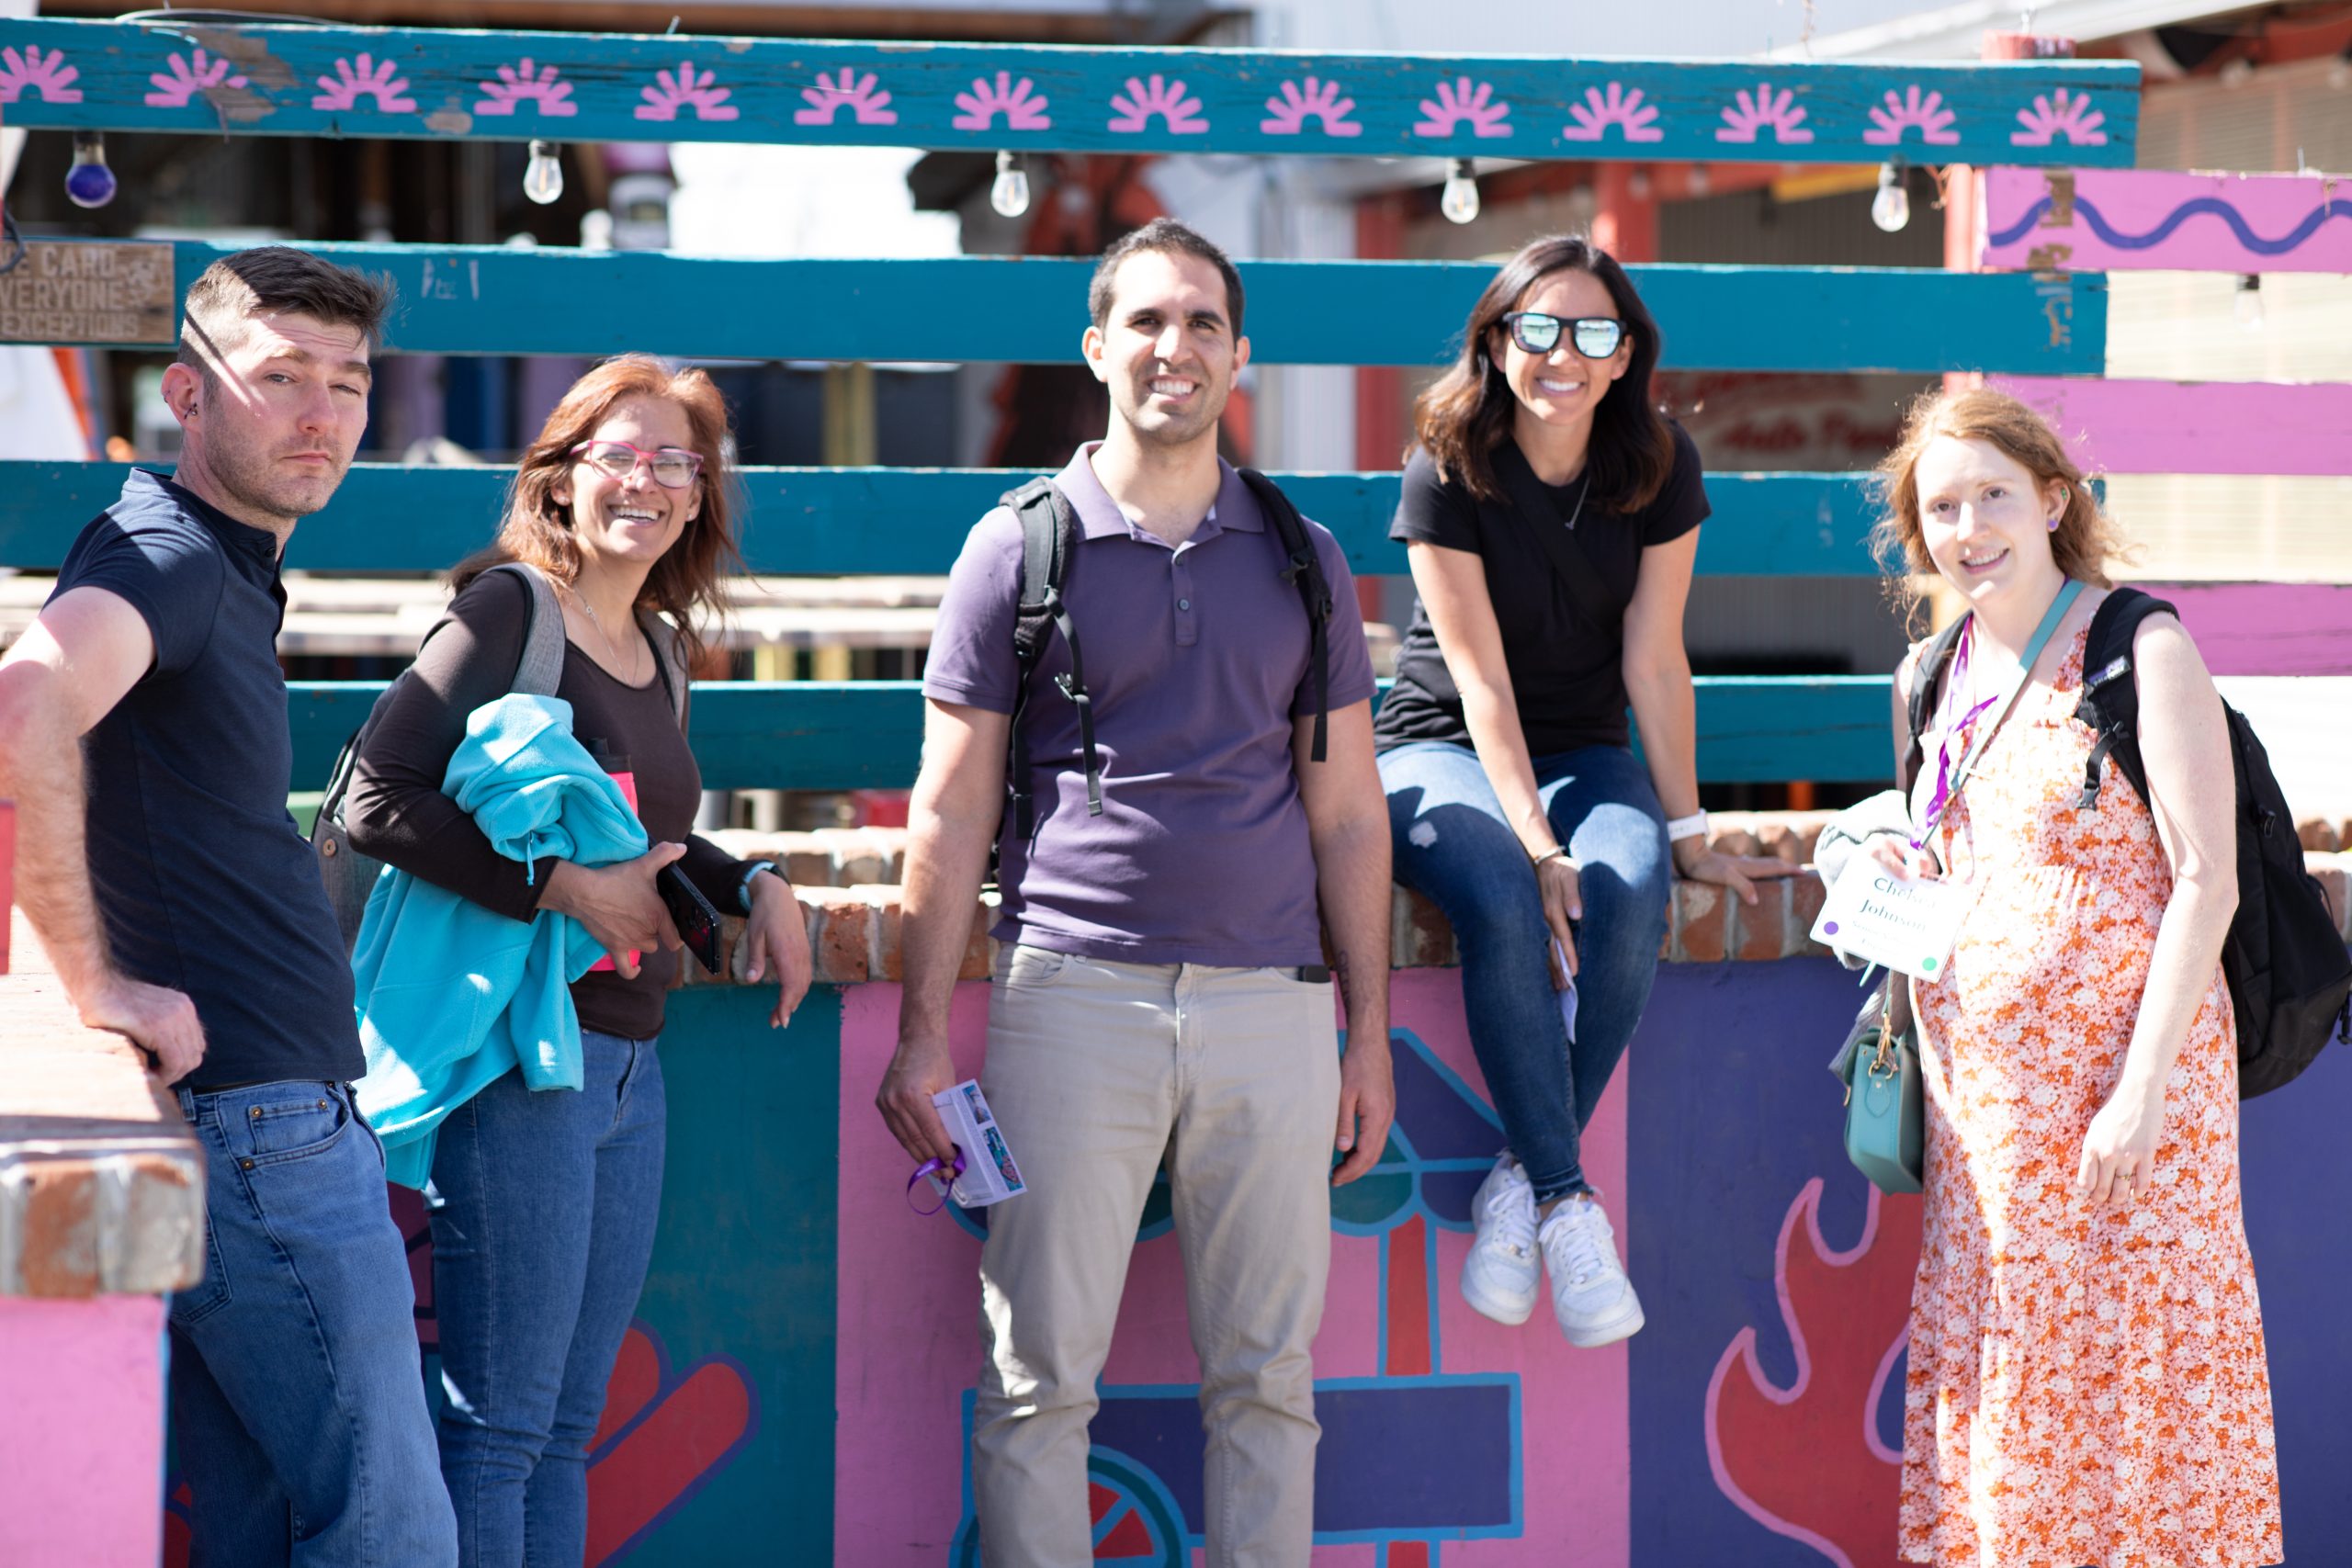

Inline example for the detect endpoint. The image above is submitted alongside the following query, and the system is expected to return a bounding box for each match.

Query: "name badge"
[1811,859,1972,982]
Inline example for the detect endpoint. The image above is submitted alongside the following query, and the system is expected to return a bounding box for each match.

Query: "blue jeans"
[427,1030,666,1568]
[169,1079,458,1567]
[1381,740,1671,1203]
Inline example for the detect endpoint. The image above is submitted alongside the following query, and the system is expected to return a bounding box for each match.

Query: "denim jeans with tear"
[428,1029,666,1568]
[1380,740,1671,1203]
[169,1078,458,1567]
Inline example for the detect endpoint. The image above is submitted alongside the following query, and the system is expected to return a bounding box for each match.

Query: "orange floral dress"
[1900,623,2282,1568]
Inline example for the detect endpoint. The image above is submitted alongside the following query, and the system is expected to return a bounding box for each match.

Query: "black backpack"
[1905,586,2351,1099]
[998,470,1333,839]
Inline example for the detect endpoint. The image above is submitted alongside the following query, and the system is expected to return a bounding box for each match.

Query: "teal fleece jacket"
[352,694,649,1189]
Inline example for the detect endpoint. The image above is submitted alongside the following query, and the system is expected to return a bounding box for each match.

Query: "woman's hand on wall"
[541,842,688,979]
[1670,837,1798,904]
[741,872,813,1029]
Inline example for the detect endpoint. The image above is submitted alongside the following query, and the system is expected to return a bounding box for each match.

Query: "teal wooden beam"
[1,462,1883,576]
[23,245,2109,372]
[0,18,2137,165]
[282,677,1897,788]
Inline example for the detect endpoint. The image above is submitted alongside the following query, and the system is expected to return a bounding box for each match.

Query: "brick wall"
[704,818,2352,988]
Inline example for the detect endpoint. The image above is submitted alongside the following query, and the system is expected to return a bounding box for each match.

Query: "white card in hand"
[1552,936,1578,1043]
[1811,858,1973,983]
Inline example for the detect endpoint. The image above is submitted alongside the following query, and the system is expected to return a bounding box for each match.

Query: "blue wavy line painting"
[1989,194,2352,255]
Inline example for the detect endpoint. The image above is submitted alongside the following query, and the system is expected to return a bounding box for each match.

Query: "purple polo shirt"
[924,443,1376,967]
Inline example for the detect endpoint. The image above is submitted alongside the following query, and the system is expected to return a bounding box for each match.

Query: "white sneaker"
[1460,1154,1541,1325]
[1539,1194,1645,1348]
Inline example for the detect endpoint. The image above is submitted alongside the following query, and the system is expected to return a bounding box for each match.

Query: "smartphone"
[656,863,725,977]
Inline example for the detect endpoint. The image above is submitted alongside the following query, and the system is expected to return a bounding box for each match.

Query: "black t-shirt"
[1373,423,1709,758]
[343,569,751,1043]
[51,469,363,1088]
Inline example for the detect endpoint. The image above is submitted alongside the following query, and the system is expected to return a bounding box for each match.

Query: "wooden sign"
[0,17,2139,166]
[1982,167,2352,273]
[0,240,175,346]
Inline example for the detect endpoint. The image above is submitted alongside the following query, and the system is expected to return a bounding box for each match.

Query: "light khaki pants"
[972,945,1342,1568]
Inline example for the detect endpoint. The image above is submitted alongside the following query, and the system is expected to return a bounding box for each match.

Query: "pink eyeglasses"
[570,439,704,490]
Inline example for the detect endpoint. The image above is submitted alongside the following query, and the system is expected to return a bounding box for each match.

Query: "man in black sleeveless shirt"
[0,249,457,1564]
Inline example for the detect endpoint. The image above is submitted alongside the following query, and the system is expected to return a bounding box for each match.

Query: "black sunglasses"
[1499,312,1625,359]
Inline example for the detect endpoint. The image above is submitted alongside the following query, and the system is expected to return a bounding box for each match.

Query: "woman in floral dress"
[1870,388,2281,1568]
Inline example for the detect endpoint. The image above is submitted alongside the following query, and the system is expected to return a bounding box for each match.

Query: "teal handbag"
[1831,981,1923,1194]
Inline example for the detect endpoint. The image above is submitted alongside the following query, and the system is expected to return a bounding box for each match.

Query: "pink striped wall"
[2141,583,2352,677]
[1990,375,2352,477]
[1982,167,2352,273]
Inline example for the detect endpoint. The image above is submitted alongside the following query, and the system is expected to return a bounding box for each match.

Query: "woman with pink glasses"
[345,355,811,1565]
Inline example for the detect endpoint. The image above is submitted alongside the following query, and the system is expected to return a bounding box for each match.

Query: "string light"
[65,131,117,209]
[1871,159,1911,233]
[1441,158,1480,225]
[2233,273,2264,332]
[524,141,564,206]
[989,152,1030,219]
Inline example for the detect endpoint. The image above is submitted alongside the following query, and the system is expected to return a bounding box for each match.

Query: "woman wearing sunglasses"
[1375,234,1787,1346]
[345,355,812,1564]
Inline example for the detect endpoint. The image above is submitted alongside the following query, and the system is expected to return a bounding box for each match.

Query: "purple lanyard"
[1912,580,2083,848]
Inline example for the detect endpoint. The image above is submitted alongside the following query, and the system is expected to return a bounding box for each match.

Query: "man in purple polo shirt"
[879,219,1396,1565]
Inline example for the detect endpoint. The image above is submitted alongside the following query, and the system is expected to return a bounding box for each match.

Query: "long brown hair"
[1871,386,2128,600]
[1411,233,1675,511]
[453,355,741,668]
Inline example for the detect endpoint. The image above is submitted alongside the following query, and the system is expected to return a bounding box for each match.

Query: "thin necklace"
[1561,469,1591,532]
[566,582,643,682]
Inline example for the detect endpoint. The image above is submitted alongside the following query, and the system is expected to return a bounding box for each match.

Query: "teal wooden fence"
[17,245,2106,370]
[0,18,2139,788]
[0,19,2136,165]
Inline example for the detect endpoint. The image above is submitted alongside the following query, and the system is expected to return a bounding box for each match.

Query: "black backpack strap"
[1002,479,1097,836]
[1239,468,1333,763]
[1900,613,1973,791]
[2071,587,2174,811]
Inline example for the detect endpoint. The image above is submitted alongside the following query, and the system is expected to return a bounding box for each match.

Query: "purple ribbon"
[906,1148,967,1216]
[1915,619,1998,848]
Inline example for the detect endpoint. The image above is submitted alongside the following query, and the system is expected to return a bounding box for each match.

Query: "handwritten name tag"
[1811,859,1973,982]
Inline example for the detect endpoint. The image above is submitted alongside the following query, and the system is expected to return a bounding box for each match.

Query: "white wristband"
[1665,811,1709,843]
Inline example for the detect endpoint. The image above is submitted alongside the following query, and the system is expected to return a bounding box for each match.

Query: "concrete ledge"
[0,914,206,1300]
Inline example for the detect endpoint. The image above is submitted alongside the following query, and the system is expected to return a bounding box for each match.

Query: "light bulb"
[1871,161,1910,233]
[2234,273,2264,332]
[2219,57,2256,88]
[524,141,564,206]
[1441,159,1480,225]
[65,131,117,210]
[2329,51,2351,90]
[990,152,1030,220]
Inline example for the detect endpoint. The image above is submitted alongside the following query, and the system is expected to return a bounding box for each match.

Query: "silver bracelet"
[1531,844,1572,868]
[1665,811,1710,843]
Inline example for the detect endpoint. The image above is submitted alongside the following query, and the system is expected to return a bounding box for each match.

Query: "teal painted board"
[0,18,2136,165]
[0,461,1881,576]
[23,243,2108,372]
[607,982,840,1563]
[283,677,1898,786]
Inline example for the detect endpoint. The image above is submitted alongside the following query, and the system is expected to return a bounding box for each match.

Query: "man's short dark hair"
[175,246,395,379]
[1088,219,1245,340]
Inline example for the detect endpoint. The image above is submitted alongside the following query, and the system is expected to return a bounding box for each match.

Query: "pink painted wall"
[2143,583,2352,677]
[833,969,1632,1565]
[0,1294,166,1568]
[1982,166,2352,273]
[1991,375,2352,478]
